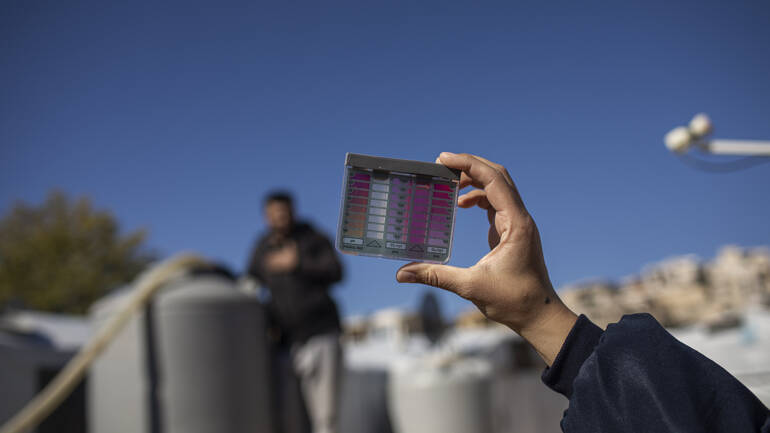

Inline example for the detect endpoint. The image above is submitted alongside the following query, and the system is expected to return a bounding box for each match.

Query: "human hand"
[265,241,299,273]
[395,152,577,364]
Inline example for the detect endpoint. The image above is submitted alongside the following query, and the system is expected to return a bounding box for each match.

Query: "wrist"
[512,298,578,366]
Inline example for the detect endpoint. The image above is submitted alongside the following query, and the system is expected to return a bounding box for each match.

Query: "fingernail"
[440,152,456,158]
[397,269,417,283]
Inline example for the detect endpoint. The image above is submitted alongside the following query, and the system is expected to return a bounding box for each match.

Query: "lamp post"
[664,114,770,156]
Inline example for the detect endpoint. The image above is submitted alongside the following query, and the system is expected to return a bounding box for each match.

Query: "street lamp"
[664,114,770,156]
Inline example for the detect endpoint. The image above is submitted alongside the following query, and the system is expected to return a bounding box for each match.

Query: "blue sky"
[2,0,769,319]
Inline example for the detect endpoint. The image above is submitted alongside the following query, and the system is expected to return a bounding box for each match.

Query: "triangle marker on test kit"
[336,153,460,264]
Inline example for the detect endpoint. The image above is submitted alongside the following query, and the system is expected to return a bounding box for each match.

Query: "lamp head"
[688,113,713,138]
[664,126,692,153]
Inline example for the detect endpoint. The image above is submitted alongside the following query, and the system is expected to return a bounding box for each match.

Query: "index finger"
[438,152,527,217]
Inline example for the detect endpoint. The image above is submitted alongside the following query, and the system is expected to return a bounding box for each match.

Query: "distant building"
[342,314,369,343]
[368,308,421,342]
[559,246,770,328]
[343,308,424,344]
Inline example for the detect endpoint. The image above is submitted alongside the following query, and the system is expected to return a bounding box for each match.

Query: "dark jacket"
[247,222,343,344]
[542,313,770,432]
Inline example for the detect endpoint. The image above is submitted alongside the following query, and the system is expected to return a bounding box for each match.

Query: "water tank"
[89,269,273,433]
[387,355,492,433]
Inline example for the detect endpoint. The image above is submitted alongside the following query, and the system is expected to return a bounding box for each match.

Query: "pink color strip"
[434,184,452,191]
[352,173,370,180]
[412,212,428,221]
[350,198,367,205]
[428,238,446,246]
[429,230,447,238]
[431,214,447,222]
[431,207,448,215]
[409,236,425,244]
[413,198,429,205]
[413,205,428,213]
[414,189,429,197]
[432,199,449,207]
[352,190,369,197]
[433,191,450,199]
[410,221,426,229]
[352,182,370,189]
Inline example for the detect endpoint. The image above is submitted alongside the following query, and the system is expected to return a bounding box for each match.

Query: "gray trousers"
[291,333,343,433]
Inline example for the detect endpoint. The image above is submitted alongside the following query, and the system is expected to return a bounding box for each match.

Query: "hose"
[0,252,208,433]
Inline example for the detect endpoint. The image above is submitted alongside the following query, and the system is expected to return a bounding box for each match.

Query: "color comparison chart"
[337,153,461,263]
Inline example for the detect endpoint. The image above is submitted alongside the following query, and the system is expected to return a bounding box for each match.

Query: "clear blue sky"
[2,0,769,319]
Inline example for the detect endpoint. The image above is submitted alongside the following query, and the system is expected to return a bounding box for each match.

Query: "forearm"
[514,298,578,366]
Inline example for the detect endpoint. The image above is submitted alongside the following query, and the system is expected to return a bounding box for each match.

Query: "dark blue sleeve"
[542,313,770,432]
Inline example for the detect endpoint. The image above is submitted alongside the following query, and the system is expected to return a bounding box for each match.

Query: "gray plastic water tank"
[387,356,492,433]
[89,270,273,433]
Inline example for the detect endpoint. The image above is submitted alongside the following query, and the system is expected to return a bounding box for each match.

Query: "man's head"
[264,191,295,235]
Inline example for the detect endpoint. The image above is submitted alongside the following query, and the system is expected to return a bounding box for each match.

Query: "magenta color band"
[429,230,447,238]
[352,173,371,180]
[433,191,450,199]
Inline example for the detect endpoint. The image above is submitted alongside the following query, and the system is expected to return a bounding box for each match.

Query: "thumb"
[396,262,471,295]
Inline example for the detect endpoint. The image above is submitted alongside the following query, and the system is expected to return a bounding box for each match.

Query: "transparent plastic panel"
[336,154,460,264]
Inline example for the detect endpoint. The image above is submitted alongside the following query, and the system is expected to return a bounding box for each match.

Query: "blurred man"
[247,191,343,433]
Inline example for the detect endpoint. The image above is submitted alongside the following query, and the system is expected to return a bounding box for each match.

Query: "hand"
[265,241,299,273]
[395,152,577,365]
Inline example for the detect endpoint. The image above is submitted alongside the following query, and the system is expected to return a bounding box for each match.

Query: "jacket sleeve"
[541,313,770,433]
[298,232,343,285]
[246,240,266,284]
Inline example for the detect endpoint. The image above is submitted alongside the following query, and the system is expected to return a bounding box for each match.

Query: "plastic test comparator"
[336,153,461,264]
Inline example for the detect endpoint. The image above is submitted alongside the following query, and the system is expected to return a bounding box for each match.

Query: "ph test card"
[336,153,461,264]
